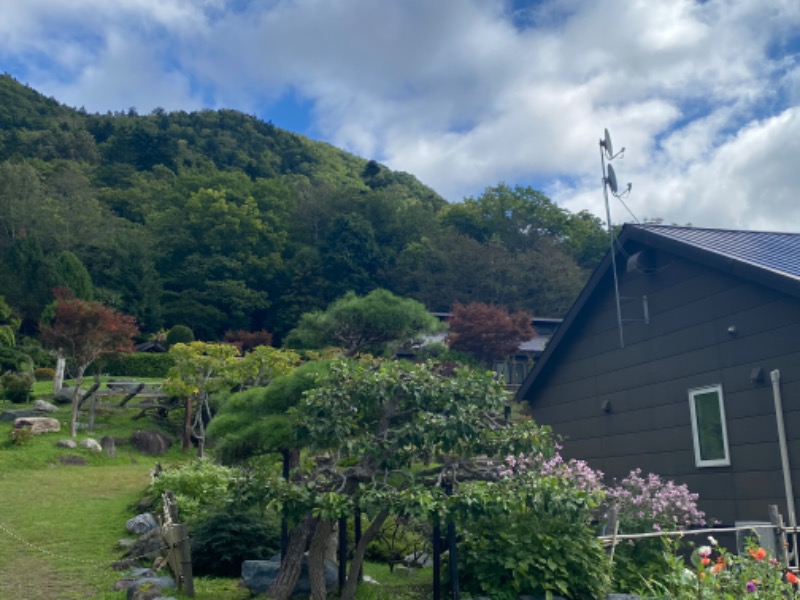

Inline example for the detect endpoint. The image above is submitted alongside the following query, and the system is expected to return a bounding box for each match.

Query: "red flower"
[786,571,799,585]
[748,547,767,561]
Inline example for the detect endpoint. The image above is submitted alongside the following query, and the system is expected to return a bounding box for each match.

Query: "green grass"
[0,395,437,599]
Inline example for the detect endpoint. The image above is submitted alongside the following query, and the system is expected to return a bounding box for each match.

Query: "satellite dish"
[602,128,613,157]
[606,163,618,194]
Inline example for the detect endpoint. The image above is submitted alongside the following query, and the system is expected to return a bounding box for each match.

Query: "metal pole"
[432,516,441,600]
[600,142,625,349]
[281,450,289,561]
[771,369,798,569]
[338,516,347,594]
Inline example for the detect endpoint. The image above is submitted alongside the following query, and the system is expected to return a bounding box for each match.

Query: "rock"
[0,409,38,422]
[126,513,159,535]
[126,528,166,562]
[130,430,172,456]
[242,556,337,597]
[403,551,433,567]
[79,438,102,451]
[57,439,77,448]
[112,558,141,571]
[34,399,59,413]
[59,455,88,466]
[13,417,60,434]
[53,387,78,404]
[126,577,175,600]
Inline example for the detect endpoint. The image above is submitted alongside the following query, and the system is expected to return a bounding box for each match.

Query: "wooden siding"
[528,248,800,526]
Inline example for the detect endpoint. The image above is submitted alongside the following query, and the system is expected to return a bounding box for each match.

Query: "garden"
[1,292,799,599]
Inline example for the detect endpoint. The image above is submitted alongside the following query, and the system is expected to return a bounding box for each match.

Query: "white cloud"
[1,0,800,231]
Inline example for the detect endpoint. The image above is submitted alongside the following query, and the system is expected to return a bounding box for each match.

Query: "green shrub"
[166,325,195,347]
[190,507,280,577]
[9,426,34,446]
[148,459,237,525]
[103,352,175,378]
[361,515,430,571]
[1,372,34,403]
[34,367,55,381]
[459,509,610,600]
[0,347,34,373]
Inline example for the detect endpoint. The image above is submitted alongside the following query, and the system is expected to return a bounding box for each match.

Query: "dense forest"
[0,74,608,342]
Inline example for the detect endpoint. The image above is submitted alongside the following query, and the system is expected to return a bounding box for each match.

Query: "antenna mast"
[599,129,632,349]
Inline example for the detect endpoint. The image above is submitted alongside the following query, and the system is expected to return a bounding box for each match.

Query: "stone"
[126,513,159,535]
[126,577,175,600]
[59,455,88,466]
[53,387,78,404]
[112,558,140,571]
[241,556,337,597]
[403,551,433,567]
[130,430,172,456]
[57,439,77,448]
[79,438,102,451]
[101,435,117,457]
[34,399,59,413]
[0,409,38,422]
[13,417,60,434]
[126,528,166,562]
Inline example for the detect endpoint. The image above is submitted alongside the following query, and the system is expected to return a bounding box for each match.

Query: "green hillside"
[0,74,606,341]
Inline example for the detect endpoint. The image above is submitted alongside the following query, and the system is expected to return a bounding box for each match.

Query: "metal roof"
[634,224,800,280]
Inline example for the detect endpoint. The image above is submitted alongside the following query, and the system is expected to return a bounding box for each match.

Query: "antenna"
[599,128,633,349]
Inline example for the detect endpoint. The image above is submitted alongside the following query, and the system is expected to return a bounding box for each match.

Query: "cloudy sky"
[2,0,800,231]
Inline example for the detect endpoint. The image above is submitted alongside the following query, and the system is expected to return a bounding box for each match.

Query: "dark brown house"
[517,224,800,527]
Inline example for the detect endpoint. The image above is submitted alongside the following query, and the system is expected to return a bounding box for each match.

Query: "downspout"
[771,369,798,566]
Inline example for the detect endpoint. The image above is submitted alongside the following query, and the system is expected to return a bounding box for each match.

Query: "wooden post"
[162,491,194,596]
[338,516,347,594]
[432,516,441,600]
[444,482,459,600]
[354,508,363,582]
[54,356,65,394]
[605,506,620,564]
[769,504,790,569]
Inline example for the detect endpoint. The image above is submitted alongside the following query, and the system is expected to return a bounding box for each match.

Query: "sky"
[2,0,800,231]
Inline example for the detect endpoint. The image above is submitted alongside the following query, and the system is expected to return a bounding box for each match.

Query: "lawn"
[0,392,434,600]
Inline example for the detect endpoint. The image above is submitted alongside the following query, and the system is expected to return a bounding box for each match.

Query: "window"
[689,384,730,467]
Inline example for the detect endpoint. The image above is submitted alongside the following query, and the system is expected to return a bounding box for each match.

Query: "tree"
[40,289,138,436]
[283,289,442,356]
[446,302,535,366]
[164,341,301,456]
[211,357,558,600]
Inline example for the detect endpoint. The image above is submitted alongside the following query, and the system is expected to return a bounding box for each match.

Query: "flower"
[698,545,712,558]
[701,557,711,566]
[787,571,799,585]
[748,547,767,561]
[708,535,718,546]
[746,580,757,593]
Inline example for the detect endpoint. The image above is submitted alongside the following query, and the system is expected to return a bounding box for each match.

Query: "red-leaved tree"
[446,302,535,366]
[40,289,139,436]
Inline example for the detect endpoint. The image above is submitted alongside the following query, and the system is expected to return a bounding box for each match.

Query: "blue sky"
[2,0,800,231]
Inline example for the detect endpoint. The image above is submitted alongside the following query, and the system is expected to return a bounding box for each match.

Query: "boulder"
[130,430,172,456]
[59,455,88,466]
[34,399,59,413]
[403,551,433,567]
[13,417,60,434]
[126,513,159,535]
[0,409,38,422]
[53,387,78,404]
[57,439,77,449]
[79,438,102,451]
[125,577,175,600]
[126,528,166,562]
[242,556,337,597]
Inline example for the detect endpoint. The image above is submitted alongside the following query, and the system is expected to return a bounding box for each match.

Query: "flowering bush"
[646,535,799,599]
[607,468,706,532]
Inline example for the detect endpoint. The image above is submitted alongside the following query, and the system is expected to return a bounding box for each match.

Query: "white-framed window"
[688,384,731,468]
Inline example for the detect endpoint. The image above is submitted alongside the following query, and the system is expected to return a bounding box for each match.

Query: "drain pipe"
[771,369,798,567]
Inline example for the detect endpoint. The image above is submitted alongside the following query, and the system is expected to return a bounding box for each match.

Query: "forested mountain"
[0,74,607,341]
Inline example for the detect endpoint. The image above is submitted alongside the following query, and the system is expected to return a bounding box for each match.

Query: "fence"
[600,503,799,573]
[161,491,194,597]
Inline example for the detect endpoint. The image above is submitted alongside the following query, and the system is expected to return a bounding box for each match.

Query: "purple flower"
[746,580,757,593]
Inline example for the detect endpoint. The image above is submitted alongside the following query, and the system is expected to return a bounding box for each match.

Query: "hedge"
[102,353,175,378]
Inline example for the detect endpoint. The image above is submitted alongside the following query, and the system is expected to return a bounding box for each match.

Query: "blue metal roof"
[633,224,800,280]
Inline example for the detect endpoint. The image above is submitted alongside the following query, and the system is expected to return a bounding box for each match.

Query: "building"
[517,224,800,526]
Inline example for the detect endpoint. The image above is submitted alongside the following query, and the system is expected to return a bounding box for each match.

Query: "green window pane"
[695,391,725,461]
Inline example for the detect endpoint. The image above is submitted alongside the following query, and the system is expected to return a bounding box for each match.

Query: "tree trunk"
[182,396,193,450]
[54,355,65,393]
[308,518,336,600]
[69,366,86,437]
[341,508,390,600]
[267,515,316,600]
